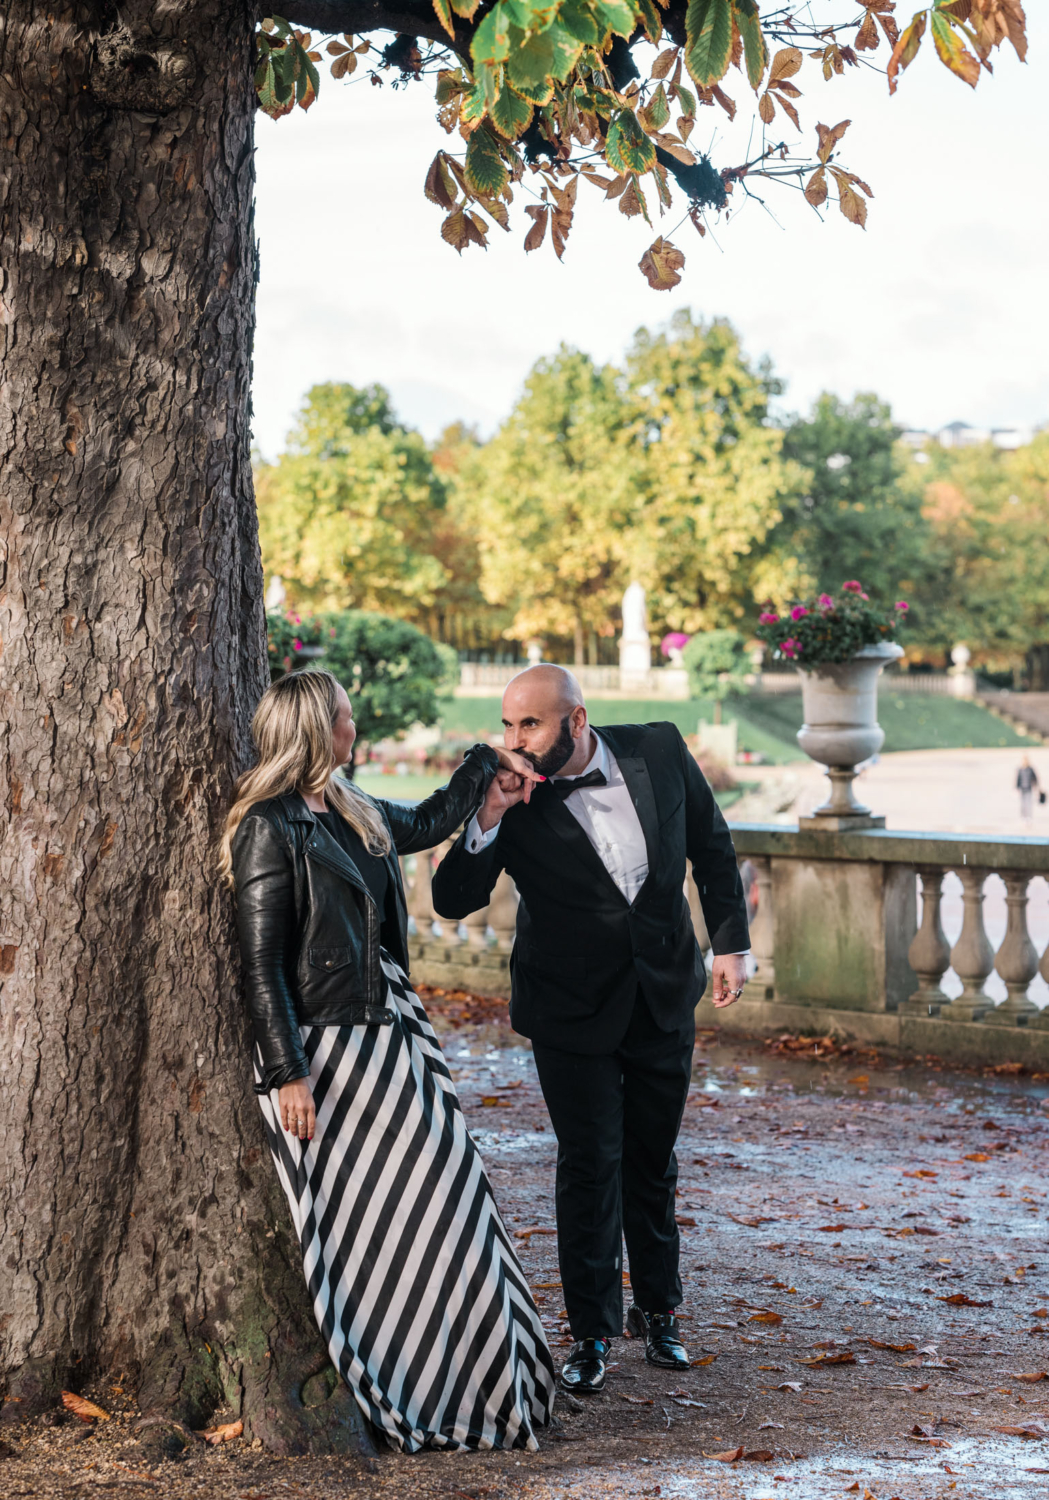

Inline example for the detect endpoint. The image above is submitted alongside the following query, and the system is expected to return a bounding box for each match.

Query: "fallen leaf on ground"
[994,1422,1049,1438]
[903,1169,938,1178]
[885,1382,930,1392]
[758,1418,784,1430]
[848,1075,869,1085]
[868,1339,916,1352]
[199,1420,243,1446]
[479,1097,512,1107]
[776,1381,804,1392]
[798,1351,854,1366]
[691,1354,718,1366]
[705,1446,744,1462]
[749,1311,783,1325]
[619,1393,654,1405]
[1007,1371,1048,1382]
[743,1448,776,1461]
[61,1392,110,1423]
[513,1227,558,1239]
[964,1152,993,1162]
[757,1364,786,1371]
[938,1293,992,1306]
[727,1214,777,1228]
[817,1224,847,1233]
[676,1215,696,1227]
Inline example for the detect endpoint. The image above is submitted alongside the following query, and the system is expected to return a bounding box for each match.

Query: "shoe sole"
[559,1374,605,1393]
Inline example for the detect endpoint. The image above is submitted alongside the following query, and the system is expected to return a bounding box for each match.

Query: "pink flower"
[860,592,869,600]
[790,605,809,621]
[781,637,801,659]
[292,638,303,651]
[818,593,835,610]
[283,656,292,670]
[293,615,301,624]
[758,611,779,624]
[895,600,909,612]
[330,627,337,637]
[842,580,863,593]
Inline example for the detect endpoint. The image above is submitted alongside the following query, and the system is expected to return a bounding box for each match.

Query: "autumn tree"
[0,0,1027,1460]
[256,382,450,615]
[909,433,1049,670]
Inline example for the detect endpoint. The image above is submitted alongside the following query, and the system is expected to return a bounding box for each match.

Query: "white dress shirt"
[466,732,648,901]
[466,730,749,954]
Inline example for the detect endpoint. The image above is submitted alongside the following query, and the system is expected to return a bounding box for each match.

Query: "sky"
[251,12,1048,457]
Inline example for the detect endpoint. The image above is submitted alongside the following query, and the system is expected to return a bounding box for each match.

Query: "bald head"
[500,665,592,778]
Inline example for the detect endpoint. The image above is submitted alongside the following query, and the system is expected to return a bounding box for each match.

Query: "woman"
[220,669,555,1452]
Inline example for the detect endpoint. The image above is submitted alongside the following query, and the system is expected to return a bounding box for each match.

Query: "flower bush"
[755,584,907,667]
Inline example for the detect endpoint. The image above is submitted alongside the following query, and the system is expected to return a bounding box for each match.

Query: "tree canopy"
[261,1,1028,286]
[255,382,450,615]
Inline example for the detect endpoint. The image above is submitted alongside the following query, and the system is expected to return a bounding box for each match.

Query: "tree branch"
[281,0,471,52]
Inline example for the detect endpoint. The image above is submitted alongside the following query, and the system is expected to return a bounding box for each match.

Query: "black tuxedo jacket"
[431,721,749,1054]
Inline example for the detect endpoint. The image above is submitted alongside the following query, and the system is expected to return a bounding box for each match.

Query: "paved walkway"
[11,1006,1049,1499]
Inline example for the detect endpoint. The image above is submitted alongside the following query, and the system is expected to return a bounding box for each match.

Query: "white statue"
[619,580,651,681]
[265,574,287,611]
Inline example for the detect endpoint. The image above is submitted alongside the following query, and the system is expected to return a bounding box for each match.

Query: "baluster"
[943,866,994,1021]
[430,839,461,944]
[685,863,711,952]
[408,847,436,943]
[489,870,519,951]
[463,900,491,948]
[987,871,1039,1021]
[903,866,950,1015]
[742,855,775,1000]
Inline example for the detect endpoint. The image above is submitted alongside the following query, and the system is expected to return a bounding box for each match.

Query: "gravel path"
[6,990,1049,1499]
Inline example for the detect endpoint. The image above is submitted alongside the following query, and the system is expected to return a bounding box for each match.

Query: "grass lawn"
[739,690,1040,753]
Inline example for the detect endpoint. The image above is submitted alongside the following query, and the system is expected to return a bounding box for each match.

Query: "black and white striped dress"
[256,953,556,1452]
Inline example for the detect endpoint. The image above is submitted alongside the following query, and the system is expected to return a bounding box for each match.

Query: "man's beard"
[520,715,576,778]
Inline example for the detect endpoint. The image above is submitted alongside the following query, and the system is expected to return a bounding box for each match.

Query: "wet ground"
[7,993,1049,1499]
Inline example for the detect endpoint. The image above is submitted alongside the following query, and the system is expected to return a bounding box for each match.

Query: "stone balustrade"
[404,824,1049,1067]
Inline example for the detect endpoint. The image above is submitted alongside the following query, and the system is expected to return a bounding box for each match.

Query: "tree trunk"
[0,2,371,1455]
[573,618,585,667]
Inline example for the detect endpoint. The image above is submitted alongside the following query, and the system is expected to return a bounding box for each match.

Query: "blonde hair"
[219,669,391,887]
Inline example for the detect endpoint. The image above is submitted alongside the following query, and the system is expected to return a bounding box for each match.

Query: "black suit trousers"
[530,992,695,1341]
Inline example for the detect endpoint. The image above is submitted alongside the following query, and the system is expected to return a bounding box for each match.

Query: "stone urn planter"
[795,641,904,829]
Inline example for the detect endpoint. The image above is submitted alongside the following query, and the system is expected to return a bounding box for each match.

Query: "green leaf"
[472,5,511,70]
[639,81,670,131]
[677,83,697,116]
[685,0,733,87]
[734,0,768,89]
[490,83,535,137]
[465,127,509,197]
[605,109,657,173]
[930,11,980,87]
[503,0,559,31]
[548,19,585,77]
[593,0,637,39]
[637,0,662,44]
[432,0,456,39]
[510,74,555,104]
[559,0,600,46]
[461,80,490,124]
[506,23,555,88]
[450,0,481,16]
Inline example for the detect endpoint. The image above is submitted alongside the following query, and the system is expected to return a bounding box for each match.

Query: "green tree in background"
[913,433,1049,672]
[624,312,808,631]
[683,628,749,724]
[268,609,456,772]
[456,347,641,663]
[772,392,930,607]
[255,383,449,616]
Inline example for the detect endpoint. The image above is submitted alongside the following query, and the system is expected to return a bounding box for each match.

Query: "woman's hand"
[493,746,544,803]
[278,1078,315,1140]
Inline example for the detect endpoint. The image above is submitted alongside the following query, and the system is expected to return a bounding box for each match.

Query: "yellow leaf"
[831,169,868,227]
[651,45,679,80]
[815,118,850,163]
[887,12,926,93]
[930,12,981,87]
[768,45,802,84]
[199,1419,243,1446]
[758,91,775,123]
[638,236,685,291]
[61,1391,110,1423]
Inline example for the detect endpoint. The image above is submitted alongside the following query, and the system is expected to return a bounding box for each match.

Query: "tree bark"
[0,2,371,1455]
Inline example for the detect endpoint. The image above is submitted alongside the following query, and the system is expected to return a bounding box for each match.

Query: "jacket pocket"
[308,945,355,972]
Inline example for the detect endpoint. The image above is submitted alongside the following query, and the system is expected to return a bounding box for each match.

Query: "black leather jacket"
[231,744,498,1093]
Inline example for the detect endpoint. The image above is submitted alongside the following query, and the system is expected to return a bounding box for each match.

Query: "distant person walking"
[1016,756,1040,821]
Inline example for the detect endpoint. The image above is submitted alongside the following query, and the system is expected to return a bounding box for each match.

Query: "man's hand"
[711,953,748,1008]
[477,766,538,833]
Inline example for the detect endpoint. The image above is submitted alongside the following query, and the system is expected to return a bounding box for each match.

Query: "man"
[1017,756,1040,822]
[432,665,749,1393]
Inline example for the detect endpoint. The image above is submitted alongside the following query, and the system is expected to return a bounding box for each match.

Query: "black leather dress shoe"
[559,1337,612,1393]
[626,1305,690,1369]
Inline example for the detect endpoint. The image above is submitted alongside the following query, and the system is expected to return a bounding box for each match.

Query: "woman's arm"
[232,812,309,1094]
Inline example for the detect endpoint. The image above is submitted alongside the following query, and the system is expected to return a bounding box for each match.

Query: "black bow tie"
[548,769,608,800]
